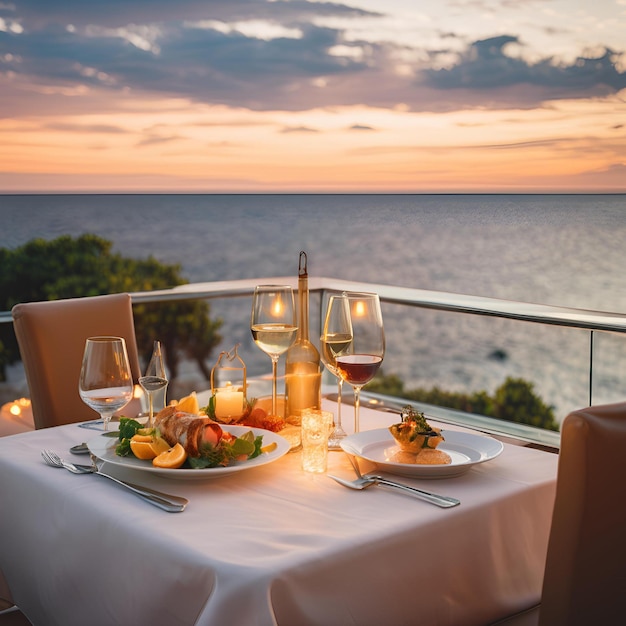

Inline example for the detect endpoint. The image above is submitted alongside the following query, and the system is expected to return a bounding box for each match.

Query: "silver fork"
[41,449,188,513]
[328,452,460,508]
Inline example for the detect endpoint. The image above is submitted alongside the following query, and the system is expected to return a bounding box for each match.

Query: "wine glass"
[139,340,168,428]
[335,292,385,434]
[251,285,297,417]
[79,336,134,431]
[320,293,353,448]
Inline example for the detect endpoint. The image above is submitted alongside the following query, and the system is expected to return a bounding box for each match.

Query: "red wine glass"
[335,292,385,433]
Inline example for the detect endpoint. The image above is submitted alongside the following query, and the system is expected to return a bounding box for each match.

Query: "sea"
[2,193,626,422]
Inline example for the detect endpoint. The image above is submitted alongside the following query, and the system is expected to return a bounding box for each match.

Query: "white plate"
[88,425,290,480]
[340,428,504,478]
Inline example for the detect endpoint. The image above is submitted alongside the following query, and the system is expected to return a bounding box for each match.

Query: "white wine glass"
[320,293,353,448]
[79,336,134,431]
[251,285,297,417]
[335,292,385,434]
[139,340,168,428]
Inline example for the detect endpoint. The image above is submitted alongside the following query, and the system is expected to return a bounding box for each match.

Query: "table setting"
[0,257,559,624]
[0,396,558,625]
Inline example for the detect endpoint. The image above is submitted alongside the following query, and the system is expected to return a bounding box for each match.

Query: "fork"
[328,452,460,508]
[41,450,188,513]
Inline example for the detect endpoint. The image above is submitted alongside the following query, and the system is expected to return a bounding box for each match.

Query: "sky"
[0,0,625,193]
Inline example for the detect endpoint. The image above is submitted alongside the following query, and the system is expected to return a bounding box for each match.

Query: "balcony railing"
[4,276,626,450]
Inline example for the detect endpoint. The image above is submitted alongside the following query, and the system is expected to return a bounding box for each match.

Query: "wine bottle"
[285,251,322,425]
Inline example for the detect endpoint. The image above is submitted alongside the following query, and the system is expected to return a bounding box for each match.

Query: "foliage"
[366,371,560,431]
[0,234,222,382]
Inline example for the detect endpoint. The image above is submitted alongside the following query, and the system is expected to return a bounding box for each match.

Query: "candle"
[214,383,244,420]
[301,409,334,473]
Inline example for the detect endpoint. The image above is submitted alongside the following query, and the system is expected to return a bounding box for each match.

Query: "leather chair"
[494,401,626,625]
[12,293,142,429]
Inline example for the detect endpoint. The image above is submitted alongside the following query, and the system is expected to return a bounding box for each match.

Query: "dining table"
[0,398,558,626]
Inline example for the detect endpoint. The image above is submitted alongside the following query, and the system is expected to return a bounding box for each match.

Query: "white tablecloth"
[0,401,558,626]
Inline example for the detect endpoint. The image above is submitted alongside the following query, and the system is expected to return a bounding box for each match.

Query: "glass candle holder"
[301,409,334,473]
[210,344,247,422]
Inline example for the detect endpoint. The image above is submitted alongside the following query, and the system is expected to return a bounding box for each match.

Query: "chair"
[12,293,142,429]
[494,401,626,626]
[1,576,31,625]
[0,605,32,626]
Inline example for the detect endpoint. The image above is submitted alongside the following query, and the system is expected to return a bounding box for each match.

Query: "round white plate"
[88,425,290,480]
[340,428,504,478]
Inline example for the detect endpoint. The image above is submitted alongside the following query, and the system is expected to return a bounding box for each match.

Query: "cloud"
[1,1,625,116]
[423,35,626,100]
[10,0,381,29]
[280,125,319,133]
[44,122,127,134]
[136,133,182,147]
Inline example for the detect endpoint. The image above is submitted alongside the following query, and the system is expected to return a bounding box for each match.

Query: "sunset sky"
[1,0,625,193]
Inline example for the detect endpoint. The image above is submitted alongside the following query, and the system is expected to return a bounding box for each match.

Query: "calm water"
[2,193,626,419]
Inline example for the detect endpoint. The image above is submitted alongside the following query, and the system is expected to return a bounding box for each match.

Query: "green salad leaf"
[115,438,132,457]
[119,417,144,440]
[186,431,264,468]
[115,417,145,457]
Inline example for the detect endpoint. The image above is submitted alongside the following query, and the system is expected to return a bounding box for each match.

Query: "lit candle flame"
[272,296,284,317]
[354,300,366,317]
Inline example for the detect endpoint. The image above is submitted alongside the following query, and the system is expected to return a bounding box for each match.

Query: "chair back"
[12,293,141,429]
[539,402,626,625]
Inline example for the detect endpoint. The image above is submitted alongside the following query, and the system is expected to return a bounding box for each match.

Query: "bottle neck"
[297,273,310,342]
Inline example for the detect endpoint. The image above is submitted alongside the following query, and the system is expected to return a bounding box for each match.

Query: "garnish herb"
[400,406,439,441]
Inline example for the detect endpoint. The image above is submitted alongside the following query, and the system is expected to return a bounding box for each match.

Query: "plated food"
[88,424,290,480]
[340,425,504,479]
[112,392,288,472]
[116,413,271,470]
[389,406,451,465]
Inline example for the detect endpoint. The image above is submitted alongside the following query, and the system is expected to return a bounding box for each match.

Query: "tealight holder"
[210,344,247,423]
[301,409,334,473]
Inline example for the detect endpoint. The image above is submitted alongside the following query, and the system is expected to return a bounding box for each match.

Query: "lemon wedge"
[153,443,187,469]
[261,442,277,454]
[131,434,153,443]
[177,392,200,415]
[130,434,171,460]
[130,439,156,460]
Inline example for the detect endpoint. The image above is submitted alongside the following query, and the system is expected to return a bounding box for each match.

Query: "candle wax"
[215,386,244,419]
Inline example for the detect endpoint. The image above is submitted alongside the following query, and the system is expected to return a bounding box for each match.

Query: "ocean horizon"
[2,192,626,420]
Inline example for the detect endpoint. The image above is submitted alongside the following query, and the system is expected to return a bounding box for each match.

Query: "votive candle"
[301,409,334,473]
[214,383,244,420]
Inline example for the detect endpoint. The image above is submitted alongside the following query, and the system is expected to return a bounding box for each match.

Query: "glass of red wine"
[335,292,385,433]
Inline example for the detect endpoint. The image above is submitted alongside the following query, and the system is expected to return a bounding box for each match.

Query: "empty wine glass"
[139,340,168,428]
[250,285,297,417]
[335,292,385,434]
[79,336,134,431]
[320,293,353,447]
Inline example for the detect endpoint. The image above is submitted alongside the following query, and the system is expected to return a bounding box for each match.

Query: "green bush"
[366,372,559,431]
[0,234,222,382]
